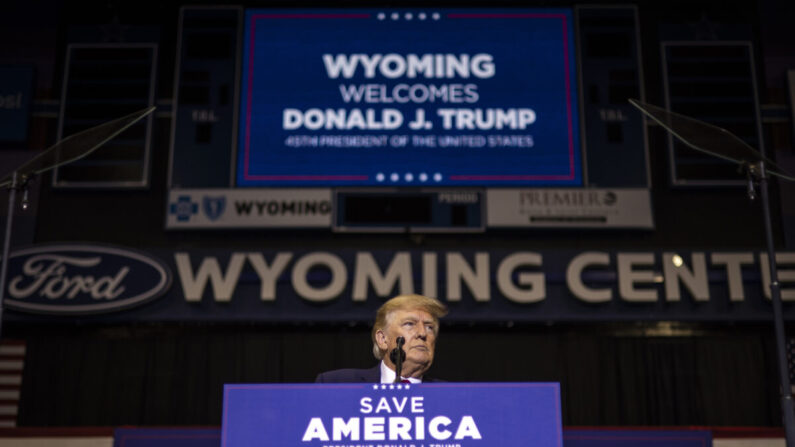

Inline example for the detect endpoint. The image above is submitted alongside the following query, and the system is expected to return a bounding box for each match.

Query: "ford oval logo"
[4,244,172,315]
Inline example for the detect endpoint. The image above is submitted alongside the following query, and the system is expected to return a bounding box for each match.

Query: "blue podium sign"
[222,382,562,447]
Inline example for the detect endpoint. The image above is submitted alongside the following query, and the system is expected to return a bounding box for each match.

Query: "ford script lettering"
[9,255,128,299]
[5,244,172,315]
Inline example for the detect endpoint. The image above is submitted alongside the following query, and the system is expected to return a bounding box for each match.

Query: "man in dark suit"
[316,294,448,383]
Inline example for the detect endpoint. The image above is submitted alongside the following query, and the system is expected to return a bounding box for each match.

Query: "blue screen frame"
[237,9,582,187]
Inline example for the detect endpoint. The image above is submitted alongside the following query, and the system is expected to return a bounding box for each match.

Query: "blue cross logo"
[169,195,199,222]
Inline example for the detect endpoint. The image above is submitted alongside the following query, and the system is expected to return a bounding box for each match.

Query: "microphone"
[390,336,406,382]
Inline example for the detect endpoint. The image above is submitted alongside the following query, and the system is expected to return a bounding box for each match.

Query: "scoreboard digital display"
[237,9,582,187]
[167,6,652,230]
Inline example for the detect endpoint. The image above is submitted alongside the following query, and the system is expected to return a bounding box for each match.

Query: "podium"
[222,382,562,446]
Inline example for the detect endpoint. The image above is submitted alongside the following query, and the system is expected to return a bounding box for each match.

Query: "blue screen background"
[237,9,582,187]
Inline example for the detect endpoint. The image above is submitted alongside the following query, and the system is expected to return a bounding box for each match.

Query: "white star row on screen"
[375,172,443,183]
[377,12,441,21]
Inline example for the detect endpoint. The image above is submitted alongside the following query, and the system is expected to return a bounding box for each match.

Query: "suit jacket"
[315,365,381,383]
[314,365,442,383]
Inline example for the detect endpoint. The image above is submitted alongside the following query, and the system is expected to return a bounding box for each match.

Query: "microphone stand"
[0,172,33,338]
[0,106,155,342]
[628,99,795,447]
[745,161,795,447]
[390,336,406,383]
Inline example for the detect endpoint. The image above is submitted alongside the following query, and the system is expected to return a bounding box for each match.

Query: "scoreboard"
[166,6,652,231]
[238,10,581,188]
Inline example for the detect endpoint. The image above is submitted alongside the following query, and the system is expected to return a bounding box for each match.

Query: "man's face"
[376,307,439,377]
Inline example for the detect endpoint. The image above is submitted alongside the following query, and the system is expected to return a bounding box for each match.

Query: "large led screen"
[237,9,582,187]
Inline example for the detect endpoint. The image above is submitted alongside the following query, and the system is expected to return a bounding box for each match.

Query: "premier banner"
[3,244,795,322]
[486,188,653,228]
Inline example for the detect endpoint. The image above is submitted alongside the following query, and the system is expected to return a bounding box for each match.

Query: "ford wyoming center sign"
[3,244,795,322]
[222,383,562,447]
[4,244,171,315]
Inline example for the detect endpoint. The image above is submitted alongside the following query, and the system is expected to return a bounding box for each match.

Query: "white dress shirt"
[380,360,422,384]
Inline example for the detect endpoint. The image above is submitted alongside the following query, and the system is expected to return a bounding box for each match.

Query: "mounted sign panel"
[334,189,484,232]
[6,246,795,323]
[54,44,156,187]
[487,188,653,228]
[168,6,242,189]
[662,41,763,186]
[166,188,332,228]
[165,7,653,231]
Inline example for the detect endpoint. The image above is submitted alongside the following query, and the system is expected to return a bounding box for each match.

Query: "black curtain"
[16,324,780,427]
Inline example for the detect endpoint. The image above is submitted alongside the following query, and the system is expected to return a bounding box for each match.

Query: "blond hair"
[371,294,448,359]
